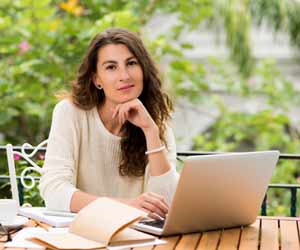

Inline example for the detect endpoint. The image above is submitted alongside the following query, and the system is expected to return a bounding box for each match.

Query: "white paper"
[5,226,165,250]
[19,207,74,227]
[48,227,69,233]
[4,227,47,249]
[107,238,166,250]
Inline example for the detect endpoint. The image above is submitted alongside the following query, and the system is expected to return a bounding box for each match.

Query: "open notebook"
[28,198,158,250]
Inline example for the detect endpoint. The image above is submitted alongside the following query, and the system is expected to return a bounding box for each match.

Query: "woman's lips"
[118,84,134,91]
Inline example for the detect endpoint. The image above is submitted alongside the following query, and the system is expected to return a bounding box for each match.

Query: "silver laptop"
[133,151,279,236]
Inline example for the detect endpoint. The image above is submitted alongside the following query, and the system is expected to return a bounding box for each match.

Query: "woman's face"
[93,43,144,105]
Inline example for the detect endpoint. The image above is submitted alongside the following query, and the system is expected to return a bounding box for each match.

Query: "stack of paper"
[23,198,166,249]
[5,227,165,250]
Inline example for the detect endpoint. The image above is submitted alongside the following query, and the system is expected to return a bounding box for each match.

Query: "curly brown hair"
[70,28,173,177]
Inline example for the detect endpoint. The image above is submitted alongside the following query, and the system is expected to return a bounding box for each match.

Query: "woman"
[39,28,179,219]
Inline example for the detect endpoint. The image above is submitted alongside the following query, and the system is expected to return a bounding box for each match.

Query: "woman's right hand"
[127,192,169,219]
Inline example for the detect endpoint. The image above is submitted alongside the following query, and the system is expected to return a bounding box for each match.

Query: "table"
[148,216,300,250]
[1,216,300,250]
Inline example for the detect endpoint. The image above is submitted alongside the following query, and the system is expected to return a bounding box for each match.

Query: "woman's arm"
[70,190,168,219]
[70,191,98,212]
[39,100,80,212]
[143,125,172,176]
[112,98,173,176]
[144,125,179,205]
[113,99,179,206]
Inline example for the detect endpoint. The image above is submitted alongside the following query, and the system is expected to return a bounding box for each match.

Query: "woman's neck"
[98,101,123,136]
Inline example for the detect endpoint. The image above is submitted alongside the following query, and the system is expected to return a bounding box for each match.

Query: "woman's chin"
[118,93,141,103]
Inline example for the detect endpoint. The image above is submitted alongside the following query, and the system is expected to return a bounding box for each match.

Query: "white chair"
[6,140,48,206]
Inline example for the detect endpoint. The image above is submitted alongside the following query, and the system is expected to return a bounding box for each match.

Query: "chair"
[6,140,48,206]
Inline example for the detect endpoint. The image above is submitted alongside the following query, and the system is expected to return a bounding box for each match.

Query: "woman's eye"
[128,60,138,66]
[106,65,116,70]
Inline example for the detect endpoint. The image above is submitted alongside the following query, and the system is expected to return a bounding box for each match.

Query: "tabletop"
[1,216,299,250]
[145,216,300,250]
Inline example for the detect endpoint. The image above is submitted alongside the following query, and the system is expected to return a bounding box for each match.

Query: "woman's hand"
[127,192,169,219]
[112,99,157,133]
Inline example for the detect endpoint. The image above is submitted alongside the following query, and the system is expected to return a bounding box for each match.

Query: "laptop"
[133,151,279,236]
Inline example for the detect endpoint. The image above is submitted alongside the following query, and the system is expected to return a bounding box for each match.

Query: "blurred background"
[1,0,300,215]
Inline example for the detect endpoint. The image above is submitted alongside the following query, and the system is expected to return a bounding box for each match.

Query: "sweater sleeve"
[144,125,179,205]
[39,100,79,212]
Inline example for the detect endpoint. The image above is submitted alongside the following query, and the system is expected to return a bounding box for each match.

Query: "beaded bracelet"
[145,145,166,155]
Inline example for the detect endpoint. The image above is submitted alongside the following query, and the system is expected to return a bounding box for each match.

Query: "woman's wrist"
[142,123,159,138]
[145,145,165,155]
[143,125,161,150]
[143,124,165,156]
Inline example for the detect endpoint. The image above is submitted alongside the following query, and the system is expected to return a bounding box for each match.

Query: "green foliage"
[0,0,212,146]
[192,60,300,215]
[0,156,45,206]
[214,0,255,77]
[193,111,291,152]
[16,158,45,206]
[1,0,299,146]
[168,59,209,103]
[0,0,144,145]
[250,0,300,47]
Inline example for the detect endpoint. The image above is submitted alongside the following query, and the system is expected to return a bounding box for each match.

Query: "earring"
[96,85,103,90]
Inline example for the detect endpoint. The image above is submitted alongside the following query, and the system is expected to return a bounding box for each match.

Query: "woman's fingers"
[119,106,125,125]
[114,104,126,125]
[140,207,150,214]
[112,105,120,119]
[112,99,153,129]
[148,212,164,220]
[142,193,168,218]
[142,200,166,218]
[128,193,168,220]
[121,107,128,125]
[147,192,169,210]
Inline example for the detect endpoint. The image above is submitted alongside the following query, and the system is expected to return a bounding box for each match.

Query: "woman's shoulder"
[55,98,76,110]
[53,99,87,119]
[54,98,81,112]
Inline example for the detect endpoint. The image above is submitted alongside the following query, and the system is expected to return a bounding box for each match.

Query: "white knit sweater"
[39,99,179,212]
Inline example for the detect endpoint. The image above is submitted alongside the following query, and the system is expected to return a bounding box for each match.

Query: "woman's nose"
[119,67,130,81]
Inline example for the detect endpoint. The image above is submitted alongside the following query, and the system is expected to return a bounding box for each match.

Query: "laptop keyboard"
[140,219,165,229]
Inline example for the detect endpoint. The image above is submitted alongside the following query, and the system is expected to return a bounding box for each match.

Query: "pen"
[43,210,77,218]
[32,219,51,231]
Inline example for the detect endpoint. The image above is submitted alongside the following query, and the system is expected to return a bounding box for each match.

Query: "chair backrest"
[6,140,48,206]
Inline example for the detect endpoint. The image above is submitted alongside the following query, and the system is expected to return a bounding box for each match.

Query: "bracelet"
[145,145,166,155]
